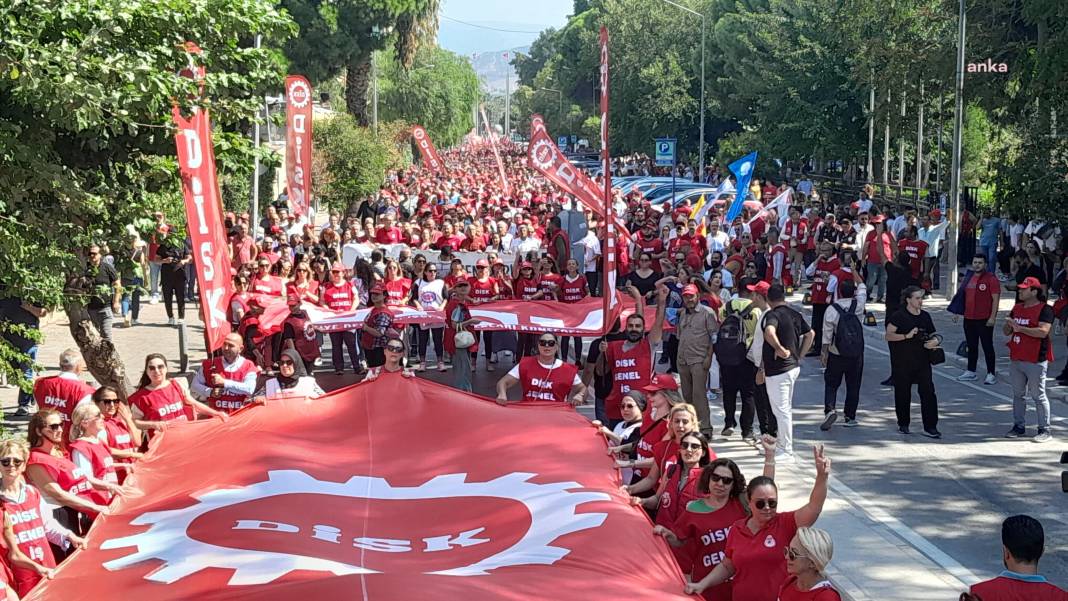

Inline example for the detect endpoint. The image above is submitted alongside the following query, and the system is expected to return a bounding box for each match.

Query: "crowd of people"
[0,141,1064,600]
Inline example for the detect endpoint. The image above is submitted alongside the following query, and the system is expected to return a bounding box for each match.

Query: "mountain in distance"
[468,46,527,94]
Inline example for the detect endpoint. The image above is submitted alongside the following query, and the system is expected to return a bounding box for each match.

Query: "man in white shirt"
[705,219,730,254]
[853,212,874,249]
[509,224,542,257]
[797,177,813,198]
[919,210,950,289]
[580,225,602,295]
[191,333,259,405]
[820,269,867,429]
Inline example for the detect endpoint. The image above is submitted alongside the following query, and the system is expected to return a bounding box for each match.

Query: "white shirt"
[191,356,257,400]
[264,376,324,399]
[919,220,950,257]
[822,284,868,353]
[705,231,730,254]
[580,231,601,272]
[510,236,541,256]
[856,198,873,213]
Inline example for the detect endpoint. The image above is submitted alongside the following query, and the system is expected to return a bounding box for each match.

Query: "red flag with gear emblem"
[27,378,693,600]
[285,75,314,216]
[411,124,445,173]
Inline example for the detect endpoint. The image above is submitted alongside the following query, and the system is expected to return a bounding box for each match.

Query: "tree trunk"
[346,53,373,126]
[63,277,132,400]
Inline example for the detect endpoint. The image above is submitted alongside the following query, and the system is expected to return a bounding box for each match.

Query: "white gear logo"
[530,139,555,171]
[101,470,609,585]
[288,80,311,109]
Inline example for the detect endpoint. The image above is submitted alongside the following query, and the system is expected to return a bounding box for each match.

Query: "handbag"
[927,334,946,365]
[955,340,968,358]
[454,327,475,349]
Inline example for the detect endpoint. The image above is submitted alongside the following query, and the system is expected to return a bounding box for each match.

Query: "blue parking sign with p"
[655,138,675,167]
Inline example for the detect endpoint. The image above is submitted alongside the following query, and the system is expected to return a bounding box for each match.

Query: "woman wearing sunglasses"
[414,261,448,371]
[655,450,776,600]
[608,374,682,484]
[495,334,586,406]
[0,439,85,597]
[633,431,711,532]
[25,410,110,535]
[127,353,226,437]
[594,390,645,483]
[286,261,320,304]
[779,526,840,600]
[261,349,325,398]
[364,335,416,381]
[68,404,123,502]
[91,387,142,483]
[623,402,702,498]
[686,445,831,599]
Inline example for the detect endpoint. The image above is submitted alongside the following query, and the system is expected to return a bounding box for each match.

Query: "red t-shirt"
[897,239,929,279]
[383,278,413,306]
[603,339,653,420]
[251,275,284,297]
[375,227,403,244]
[513,276,541,299]
[560,274,588,303]
[469,277,498,304]
[538,273,564,300]
[963,271,1000,321]
[634,417,668,481]
[724,511,798,601]
[777,576,843,601]
[321,281,358,312]
[970,575,1068,601]
[672,497,748,601]
[864,230,895,265]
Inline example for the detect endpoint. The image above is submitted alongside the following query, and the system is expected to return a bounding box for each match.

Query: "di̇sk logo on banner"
[101,470,608,585]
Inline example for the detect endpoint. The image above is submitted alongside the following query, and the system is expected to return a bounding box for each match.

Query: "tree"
[313,116,409,213]
[0,0,294,394]
[377,47,480,147]
[282,0,440,124]
[513,28,559,88]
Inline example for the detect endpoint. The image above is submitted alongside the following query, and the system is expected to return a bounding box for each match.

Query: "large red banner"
[29,379,694,600]
[171,105,234,353]
[285,75,313,216]
[599,26,617,334]
[531,113,546,135]
[411,125,445,173]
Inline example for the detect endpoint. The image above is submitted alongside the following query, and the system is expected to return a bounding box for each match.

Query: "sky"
[437,0,575,55]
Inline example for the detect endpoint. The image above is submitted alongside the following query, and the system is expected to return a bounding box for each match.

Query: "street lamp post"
[660,0,705,181]
[946,0,966,298]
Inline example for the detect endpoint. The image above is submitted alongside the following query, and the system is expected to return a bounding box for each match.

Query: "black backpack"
[714,303,754,366]
[830,300,864,357]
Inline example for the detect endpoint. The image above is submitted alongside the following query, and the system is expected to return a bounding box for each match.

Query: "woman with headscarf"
[778,526,841,600]
[261,349,325,399]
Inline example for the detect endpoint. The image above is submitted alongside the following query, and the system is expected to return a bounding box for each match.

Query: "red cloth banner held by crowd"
[411,125,445,173]
[171,52,234,354]
[531,113,546,135]
[285,75,313,216]
[599,25,618,334]
[29,379,694,600]
[480,104,512,197]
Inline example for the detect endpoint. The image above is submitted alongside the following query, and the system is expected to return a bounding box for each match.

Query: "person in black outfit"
[1005,250,1047,301]
[84,244,121,341]
[885,285,942,438]
[584,322,629,426]
[155,228,191,325]
[879,250,920,386]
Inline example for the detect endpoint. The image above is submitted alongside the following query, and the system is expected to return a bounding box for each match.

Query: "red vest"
[829,268,854,302]
[2,484,55,596]
[129,380,193,425]
[809,258,841,305]
[360,306,394,348]
[321,281,357,311]
[1007,302,1054,363]
[635,234,664,256]
[470,277,498,304]
[560,275,588,303]
[604,339,653,419]
[655,465,705,532]
[384,278,412,306]
[32,375,93,427]
[635,417,667,480]
[228,291,251,325]
[538,273,564,299]
[516,357,579,403]
[897,239,928,279]
[201,357,260,414]
[548,229,570,264]
[27,448,102,514]
[283,313,321,361]
[767,244,792,286]
[783,220,807,248]
[251,275,284,296]
[513,277,541,299]
[286,280,319,303]
[68,438,119,498]
[103,415,137,451]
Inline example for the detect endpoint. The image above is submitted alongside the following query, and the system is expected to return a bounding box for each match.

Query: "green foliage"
[961,104,993,188]
[513,28,559,88]
[377,47,480,147]
[313,114,407,213]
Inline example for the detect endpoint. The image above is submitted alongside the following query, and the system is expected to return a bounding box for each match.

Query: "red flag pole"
[599,26,615,336]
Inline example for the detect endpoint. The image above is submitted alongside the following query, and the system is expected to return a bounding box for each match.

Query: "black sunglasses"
[538,339,557,347]
[98,398,119,405]
[385,344,405,353]
[278,359,295,366]
[44,424,63,432]
[709,473,734,485]
[0,458,23,468]
[754,498,778,510]
[680,441,703,451]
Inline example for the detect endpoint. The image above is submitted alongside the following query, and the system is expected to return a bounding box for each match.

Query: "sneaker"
[131,319,140,326]
[150,295,160,304]
[1004,427,1026,438]
[415,360,425,372]
[487,363,495,372]
[167,318,176,326]
[706,390,718,401]
[842,418,859,428]
[897,426,910,435]
[721,427,734,437]
[313,357,323,367]
[123,315,132,328]
[820,412,838,431]
[742,433,757,446]
[957,371,978,382]
[13,407,30,418]
[984,373,998,385]
[177,318,185,325]
[773,450,796,464]
[920,429,942,439]
[1033,430,1053,443]
[881,377,893,386]
[437,361,447,372]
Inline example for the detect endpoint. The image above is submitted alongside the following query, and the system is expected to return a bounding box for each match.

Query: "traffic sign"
[655,138,676,167]
[557,136,568,150]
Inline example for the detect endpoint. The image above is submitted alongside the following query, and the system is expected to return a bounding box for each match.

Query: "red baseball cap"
[520,261,534,269]
[870,214,885,224]
[642,373,680,394]
[475,259,490,268]
[928,209,942,219]
[681,284,700,296]
[1018,276,1043,290]
[747,281,771,296]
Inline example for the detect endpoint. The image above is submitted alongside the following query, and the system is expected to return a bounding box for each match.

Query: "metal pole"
[899,85,906,196]
[867,76,875,183]
[916,81,924,192]
[251,34,262,240]
[947,0,967,297]
[505,65,511,140]
[937,94,943,191]
[698,14,705,181]
[372,51,378,135]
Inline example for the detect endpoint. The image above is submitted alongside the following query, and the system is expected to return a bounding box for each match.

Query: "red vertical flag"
[411,125,445,173]
[531,113,546,135]
[172,100,235,353]
[285,75,313,216]
[599,26,617,334]
[480,104,512,197]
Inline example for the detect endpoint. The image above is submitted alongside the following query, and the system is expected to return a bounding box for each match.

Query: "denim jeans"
[17,345,37,407]
[149,262,161,297]
[1010,360,1051,431]
[121,276,144,321]
[865,262,887,300]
